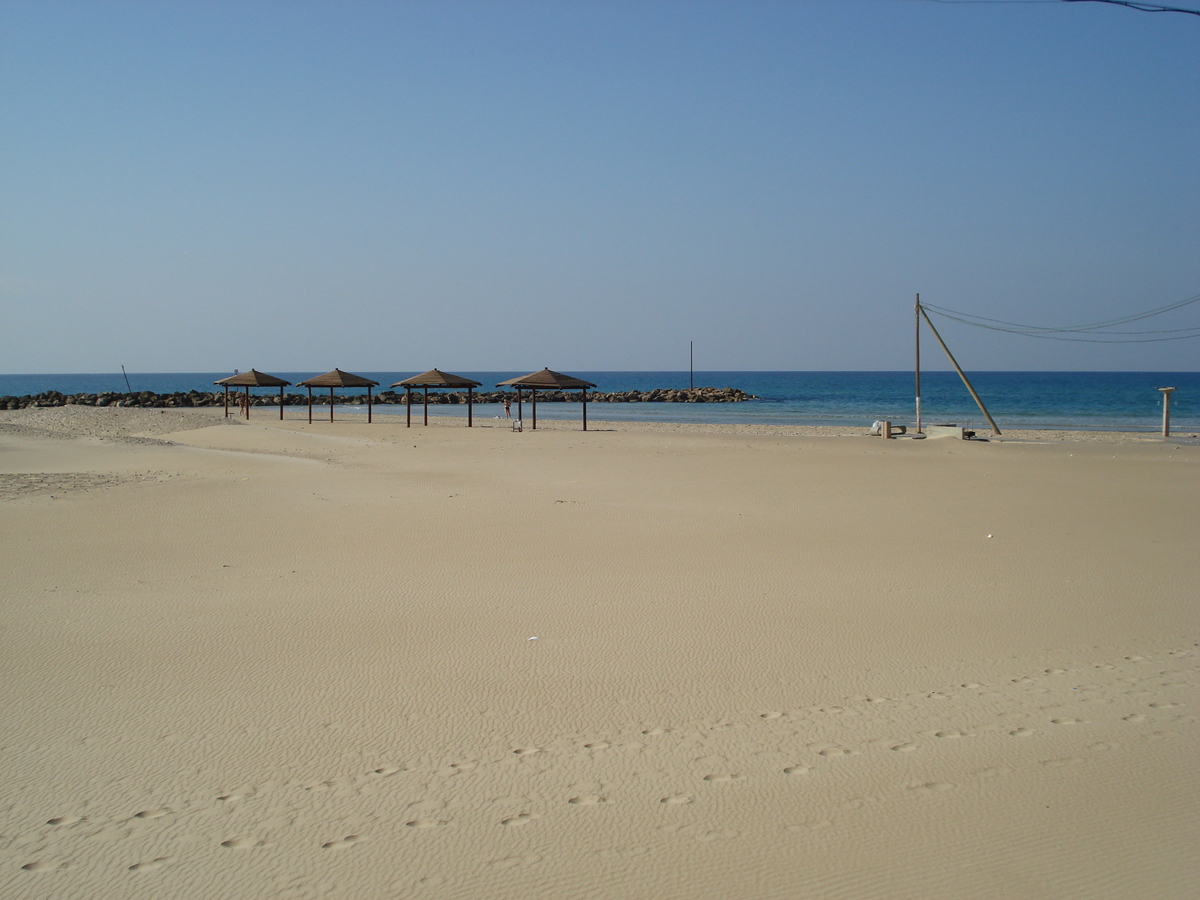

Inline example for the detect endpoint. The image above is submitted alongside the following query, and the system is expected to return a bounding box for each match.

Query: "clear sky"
[3,0,1198,373]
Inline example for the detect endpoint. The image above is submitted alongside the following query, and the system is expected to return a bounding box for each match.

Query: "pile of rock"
[0,386,757,410]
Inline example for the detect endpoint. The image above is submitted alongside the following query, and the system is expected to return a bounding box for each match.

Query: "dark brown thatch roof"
[214,369,291,387]
[497,368,596,390]
[391,369,482,389]
[298,369,380,388]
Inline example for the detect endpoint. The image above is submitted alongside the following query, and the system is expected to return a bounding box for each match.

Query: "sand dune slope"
[1,411,1196,899]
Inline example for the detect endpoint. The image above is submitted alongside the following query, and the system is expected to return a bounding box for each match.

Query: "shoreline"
[0,403,1193,445]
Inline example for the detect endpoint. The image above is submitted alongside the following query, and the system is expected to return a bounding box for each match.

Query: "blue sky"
[3,0,1198,372]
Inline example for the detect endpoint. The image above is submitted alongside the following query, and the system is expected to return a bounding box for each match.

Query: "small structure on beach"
[497,369,597,430]
[391,370,484,427]
[214,370,291,420]
[298,369,380,423]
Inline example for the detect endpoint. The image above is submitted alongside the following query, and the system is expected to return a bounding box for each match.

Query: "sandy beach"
[1,405,1196,899]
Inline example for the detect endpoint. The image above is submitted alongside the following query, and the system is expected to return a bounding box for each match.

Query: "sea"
[2,371,1197,433]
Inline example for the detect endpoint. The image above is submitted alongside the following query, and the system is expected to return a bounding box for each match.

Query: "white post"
[1158,387,1175,437]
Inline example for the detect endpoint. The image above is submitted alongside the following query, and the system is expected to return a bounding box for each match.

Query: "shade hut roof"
[298,369,379,388]
[391,369,482,389]
[497,368,596,390]
[214,369,291,387]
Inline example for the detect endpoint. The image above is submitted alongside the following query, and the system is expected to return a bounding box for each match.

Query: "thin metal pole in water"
[917,305,1001,436]
[690,341,693,390]
[121,365,132,393]
[914,295,922,434]
[1158,387,1175,437]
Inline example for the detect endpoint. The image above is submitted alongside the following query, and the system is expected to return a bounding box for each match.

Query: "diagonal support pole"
[918,304,1002,436]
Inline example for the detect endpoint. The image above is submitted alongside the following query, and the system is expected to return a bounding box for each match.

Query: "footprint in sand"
[1009,727,1036,737]
[489,853,540,869]
[46,815,85,827]
[933,730,972,739]
[406,818,451,828]
[660,794,693,805]
[221,837,266,849]
[909,782,955,793]
[760,711,784,719]
[583,742,610,751]
[1142,730,1179,742]
[1123,714,1147,723]
[512,748,540,757]
[129,857,172,872]
[501,813,536,827]
[702,773,740,782]
[372,766,404,777]
[22,860,67,872]
[568,795,607,805]
[1149,701,1180,708]
[783,765,812,776]
[891,742,918,752]
[133,808,172,820]
[1050,717,1086,725]
[1040,757,1084,768]
[641,727,670,736]
[321,835,363,850]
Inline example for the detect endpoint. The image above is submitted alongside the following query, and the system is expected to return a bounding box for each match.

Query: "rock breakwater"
[0,386,757,410]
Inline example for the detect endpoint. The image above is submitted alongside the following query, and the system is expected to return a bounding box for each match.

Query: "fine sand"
[1,406,1197,899]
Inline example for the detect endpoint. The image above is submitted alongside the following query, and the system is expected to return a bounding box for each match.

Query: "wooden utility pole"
[917,304,1001,436]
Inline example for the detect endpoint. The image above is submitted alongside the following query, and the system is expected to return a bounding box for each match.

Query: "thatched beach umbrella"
[391,369,484,428]
[298,369,380,423]
[497,368,597,430]
[214,370,291,420]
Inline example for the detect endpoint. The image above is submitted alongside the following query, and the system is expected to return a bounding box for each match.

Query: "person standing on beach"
[503,396,511,419]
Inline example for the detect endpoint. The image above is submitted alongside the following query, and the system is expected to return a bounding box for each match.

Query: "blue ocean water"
[1,371,1196,432]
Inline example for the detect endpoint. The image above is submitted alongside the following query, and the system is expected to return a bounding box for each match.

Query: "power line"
[1060,0,1200,16]
[921,0,1200,13]
[921,294,1200,342]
